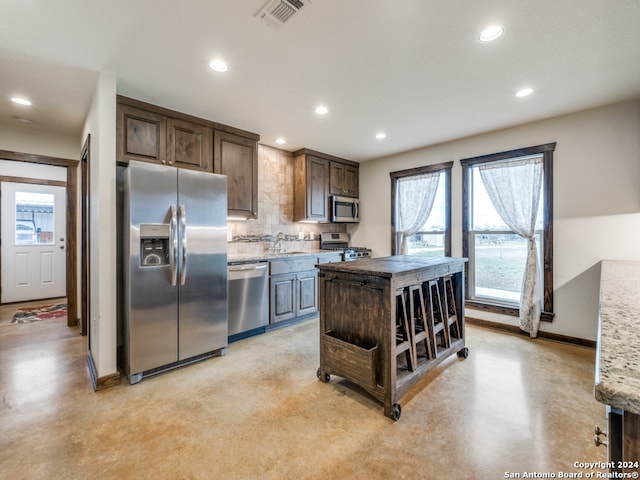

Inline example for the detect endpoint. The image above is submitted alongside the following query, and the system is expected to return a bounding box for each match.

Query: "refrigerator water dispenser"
[140,224,170,266]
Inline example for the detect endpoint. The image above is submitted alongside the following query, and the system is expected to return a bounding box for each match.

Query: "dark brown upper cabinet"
[294,148,359,223]
[214,131,258,219]
[329,161,359,197]
[117,98,212,172]
[117,103,167,165]
[293,150,330,222]
[116,96,260,217]
[167,118,213,172]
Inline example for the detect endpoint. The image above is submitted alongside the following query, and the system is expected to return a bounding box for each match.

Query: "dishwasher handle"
[228,263,268,272]
[228,263,269,280]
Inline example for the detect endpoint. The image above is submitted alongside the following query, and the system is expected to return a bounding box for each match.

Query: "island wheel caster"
[457,347,469,359]
[390,403,402,421]
[317,368,330,383]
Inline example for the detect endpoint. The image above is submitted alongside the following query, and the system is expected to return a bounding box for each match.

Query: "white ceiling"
[1,0,639,162]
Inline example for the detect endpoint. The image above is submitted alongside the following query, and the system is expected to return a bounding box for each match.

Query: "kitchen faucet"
[272,232,285,253]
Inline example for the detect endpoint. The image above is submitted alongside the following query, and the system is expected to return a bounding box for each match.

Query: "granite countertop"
[228,250,341,264]
[315,255,467,278]
[594,260,640,415]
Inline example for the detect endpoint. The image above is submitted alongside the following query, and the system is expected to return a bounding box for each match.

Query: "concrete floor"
[0,312,606,479]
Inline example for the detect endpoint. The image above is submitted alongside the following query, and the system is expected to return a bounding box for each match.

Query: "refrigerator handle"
[179,204,187,286]
[170,204,178,286]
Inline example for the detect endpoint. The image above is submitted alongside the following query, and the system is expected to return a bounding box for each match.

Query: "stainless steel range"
[319,232,372,261]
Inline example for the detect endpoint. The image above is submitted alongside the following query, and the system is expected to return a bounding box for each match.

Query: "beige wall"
[81,71,118,379]
[352,100,640,341]
[0,124,79,160]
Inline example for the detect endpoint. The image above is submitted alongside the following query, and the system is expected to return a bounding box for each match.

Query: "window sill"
[465,300,555,322]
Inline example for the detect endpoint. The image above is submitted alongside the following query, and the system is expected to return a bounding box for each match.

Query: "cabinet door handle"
[593,435,607,447]
[593,424,607,447]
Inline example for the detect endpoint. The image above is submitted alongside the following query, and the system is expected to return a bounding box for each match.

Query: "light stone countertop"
[228,250,342,264]
[595,260,640,414]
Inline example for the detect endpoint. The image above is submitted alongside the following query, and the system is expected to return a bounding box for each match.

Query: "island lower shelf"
[316,256,468,420]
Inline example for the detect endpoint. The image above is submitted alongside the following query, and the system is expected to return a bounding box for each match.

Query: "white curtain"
[478,156,543,337]
[396,172,440,255]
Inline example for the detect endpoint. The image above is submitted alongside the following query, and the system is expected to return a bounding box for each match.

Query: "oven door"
[331,196,359,223]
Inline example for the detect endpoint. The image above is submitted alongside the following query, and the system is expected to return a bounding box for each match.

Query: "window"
[461,144,554,321]
[391,162,452,257]
[14,191,55,246]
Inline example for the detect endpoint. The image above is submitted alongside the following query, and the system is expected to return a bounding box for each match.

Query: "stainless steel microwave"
[330,195,359,223]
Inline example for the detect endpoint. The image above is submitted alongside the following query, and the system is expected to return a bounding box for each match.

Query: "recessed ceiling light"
[478,25,505,42]
[275,138,286,145]
[315,105,328,115]
[515,87,534,97]
[375,132,386,140]
[11,97,32,106]
[209,59,228,72]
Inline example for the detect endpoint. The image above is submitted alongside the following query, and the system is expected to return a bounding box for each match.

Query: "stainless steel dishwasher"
[228,261,269,339]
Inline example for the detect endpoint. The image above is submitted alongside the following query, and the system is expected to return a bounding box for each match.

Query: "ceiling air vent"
[256,0,307,27]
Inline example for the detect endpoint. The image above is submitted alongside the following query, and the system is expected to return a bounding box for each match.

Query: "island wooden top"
[595,260,640,415]
[316,255,467,278]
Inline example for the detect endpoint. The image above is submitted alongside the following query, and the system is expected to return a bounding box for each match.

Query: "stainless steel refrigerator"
[117,160,228,384]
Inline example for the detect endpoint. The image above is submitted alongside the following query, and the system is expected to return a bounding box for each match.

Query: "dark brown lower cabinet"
[270,273,297,324]
[624,412,640,473]
[596,407,640,475]
[268,255,344,326]
[297,270,319,317]
[270,270,318,324]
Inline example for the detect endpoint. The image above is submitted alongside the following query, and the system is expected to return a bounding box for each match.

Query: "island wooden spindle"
[395,288,415,371]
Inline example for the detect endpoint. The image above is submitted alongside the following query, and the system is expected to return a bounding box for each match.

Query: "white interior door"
[1,182,66,303]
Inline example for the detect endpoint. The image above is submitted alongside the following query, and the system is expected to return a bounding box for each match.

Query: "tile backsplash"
[227,144,346,257]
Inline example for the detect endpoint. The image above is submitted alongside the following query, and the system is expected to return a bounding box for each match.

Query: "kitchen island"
[316,255,467,420]
[595,260,640,473]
